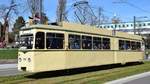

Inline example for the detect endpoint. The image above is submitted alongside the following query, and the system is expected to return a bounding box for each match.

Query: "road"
[124,76,150,84]
[0,64,25,76]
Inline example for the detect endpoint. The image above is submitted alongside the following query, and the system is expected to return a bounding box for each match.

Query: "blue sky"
[1,0,150,22]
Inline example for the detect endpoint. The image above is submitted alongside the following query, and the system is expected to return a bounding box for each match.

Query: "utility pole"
[133,16,147,35]
[133,16,136,35]
[98,7,102,27]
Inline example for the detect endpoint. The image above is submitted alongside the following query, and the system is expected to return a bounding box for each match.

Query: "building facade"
[99,21,150,49]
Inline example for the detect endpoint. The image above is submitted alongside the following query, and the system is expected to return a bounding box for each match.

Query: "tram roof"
[22,22,142,40]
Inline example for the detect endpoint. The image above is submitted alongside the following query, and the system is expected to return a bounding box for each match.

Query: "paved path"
[0,64,26,76]
[124,75,150,84]
[105,72,150,84]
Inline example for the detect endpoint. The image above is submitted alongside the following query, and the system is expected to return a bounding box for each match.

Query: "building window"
[122,24,125,27]
[93,37,102,49]
[107,26,110,28]
[143,23,146,26]
[139,24,142,27]
[35,32,45,49]
[131,24,133,27]
[118,25,121,28]
[104,26,106,28]
[126,24,129,27]
[46,33,64,49]
[147,23,150,26]
[82,36,92,49]
[69,34,81,49]
[111,25,114,28]
[102,38,110,49]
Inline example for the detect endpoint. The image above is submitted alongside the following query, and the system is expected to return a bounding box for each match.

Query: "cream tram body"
[18,22,144,72]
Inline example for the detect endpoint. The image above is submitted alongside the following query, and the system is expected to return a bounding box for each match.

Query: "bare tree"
[57,0,67,23]
[0,0,19,46]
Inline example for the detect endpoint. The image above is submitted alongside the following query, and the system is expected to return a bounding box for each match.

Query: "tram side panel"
[33,51,66,72]
[65,51,114,69]
[113,38,144,64]
[116,51,144,63]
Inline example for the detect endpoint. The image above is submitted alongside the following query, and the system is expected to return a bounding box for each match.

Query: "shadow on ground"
[26,62,143,79]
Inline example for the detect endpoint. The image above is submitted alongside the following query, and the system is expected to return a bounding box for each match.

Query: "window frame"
[68,34,81,50]
[102,38,110,50]
[46,32,64,50]
[82,35,92,50]
[93,37,102,50]
[35,32,45,49]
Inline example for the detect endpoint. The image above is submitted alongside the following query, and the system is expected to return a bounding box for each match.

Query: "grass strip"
[0,49,18,59]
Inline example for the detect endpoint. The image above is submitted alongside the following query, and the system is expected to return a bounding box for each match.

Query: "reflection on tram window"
[46,33,64,49]
[82,36,92,49]
[137,42,141,50]
[35,32,45,49]
[102,38,110,49]
[126,41,131,50]
[69,34,81,49]
[19,34,33,49]
[131,41,136,50]
[119,40,125,50]
[93,37,102,49]
[119,40,141,50]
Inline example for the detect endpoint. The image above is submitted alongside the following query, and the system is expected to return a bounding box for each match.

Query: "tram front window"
[19,34,33,49]
[35,32,45,49]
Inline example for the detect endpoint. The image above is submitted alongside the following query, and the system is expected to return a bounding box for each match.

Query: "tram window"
[82,36,92,49]
[137,42,141,50]
[69,34,81,49]
[119,40,125,50]
[93,37,101,49]
[126,41,131,50]
[131,41,136,50]
[19,34,33,49]
[35,32,45,49]
[46,33,64,49]
[102,38,110,49]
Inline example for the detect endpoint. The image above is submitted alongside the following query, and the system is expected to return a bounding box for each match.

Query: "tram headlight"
[18,58,22,62]
[28,58,31,62]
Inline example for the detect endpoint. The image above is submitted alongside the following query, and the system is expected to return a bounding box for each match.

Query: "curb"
[105,71,150,84]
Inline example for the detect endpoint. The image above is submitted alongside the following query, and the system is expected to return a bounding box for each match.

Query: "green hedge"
[0,49,18,59]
